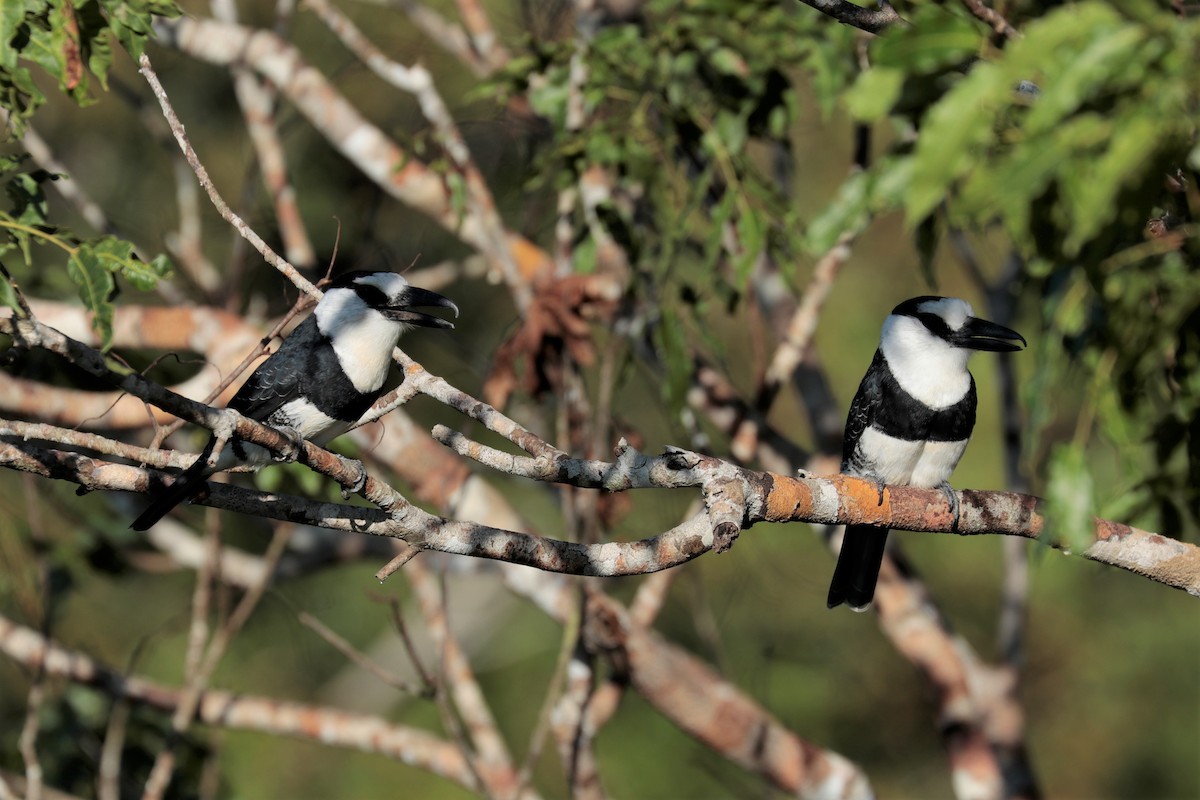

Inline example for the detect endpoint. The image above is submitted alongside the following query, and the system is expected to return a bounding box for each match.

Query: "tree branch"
[793,0,904,34]
[0,613,477,791]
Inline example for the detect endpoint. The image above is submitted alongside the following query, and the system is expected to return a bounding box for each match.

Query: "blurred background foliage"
[1,0,1198,797]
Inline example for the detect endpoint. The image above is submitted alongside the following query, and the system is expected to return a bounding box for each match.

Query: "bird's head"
[883,296,1026,357]
[315,271,459,337]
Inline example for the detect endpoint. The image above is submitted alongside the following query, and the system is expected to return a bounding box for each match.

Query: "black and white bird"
[131,271,458,531]
[826,296,1026,611]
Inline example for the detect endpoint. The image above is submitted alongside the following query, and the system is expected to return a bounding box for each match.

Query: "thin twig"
[0,612,478,788]
[297,609,425,693]
[793,0,904,33]
[959,0,1020,40]
[211,0,317,268]
[137,53,318,300]
[96,700,131,800]
[18,680,45,800]
[302,0,529,312]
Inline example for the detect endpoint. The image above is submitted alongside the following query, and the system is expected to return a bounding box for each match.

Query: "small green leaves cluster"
[491,0,857,407]
[826,1,1199,259]
[1,0,179,131]
[0,155,172,349]
[497,0,856,277]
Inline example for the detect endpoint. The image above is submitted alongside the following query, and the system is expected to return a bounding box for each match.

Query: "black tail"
[130,441,215,531]
[827,525,889,610]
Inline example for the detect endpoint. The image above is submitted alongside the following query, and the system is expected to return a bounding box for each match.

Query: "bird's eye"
[354,283,390,308]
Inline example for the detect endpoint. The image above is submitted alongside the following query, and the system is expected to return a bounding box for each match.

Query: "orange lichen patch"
[762,474,811,522]
[1094,518,1135,542]
[834,474,892,526]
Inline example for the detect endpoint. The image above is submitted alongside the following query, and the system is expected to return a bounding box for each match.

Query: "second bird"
[131,271,458,531]
[827,296,1026,611]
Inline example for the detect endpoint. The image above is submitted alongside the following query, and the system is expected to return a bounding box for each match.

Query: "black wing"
[227,316,323,421]
[840,349,885,472]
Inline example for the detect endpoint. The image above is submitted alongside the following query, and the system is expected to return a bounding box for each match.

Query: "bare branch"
[0,613,477,789]
[137,53,319,300]
[302,0,529,310]
[152,15,552,282]
[0,301,264,430]
[4,305,1197,596]
[582,591,874,798]
[959,0,1020,40]
[793,0,904,34]
[211,0,317,269]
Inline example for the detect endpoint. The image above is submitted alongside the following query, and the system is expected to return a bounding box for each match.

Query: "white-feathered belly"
[271,398,350,442]
[853,428,969,488]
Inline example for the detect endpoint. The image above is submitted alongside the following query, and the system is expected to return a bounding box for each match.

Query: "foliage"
[1,0,179,132]
[489,0,858,407]
[1,1,178,347]
[0,155,172,349]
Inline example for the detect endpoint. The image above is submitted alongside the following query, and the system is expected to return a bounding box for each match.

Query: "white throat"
[879,314,973,409]
[314,288,405,394]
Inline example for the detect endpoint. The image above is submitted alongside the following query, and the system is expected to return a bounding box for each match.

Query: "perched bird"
[131,271,458,531]
[827,296,1026,611]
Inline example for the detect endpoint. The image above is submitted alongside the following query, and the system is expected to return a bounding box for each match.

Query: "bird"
[130,271,458,531]
[826,296,1026,611]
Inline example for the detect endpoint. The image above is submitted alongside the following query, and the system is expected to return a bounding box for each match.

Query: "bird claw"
[273,426,304,463]
[939,481,961,532]
[336,454,367,498]
[873,478,886,506]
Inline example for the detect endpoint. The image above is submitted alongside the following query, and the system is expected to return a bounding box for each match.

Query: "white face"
[879,296,976,409]
[313,272,410,395]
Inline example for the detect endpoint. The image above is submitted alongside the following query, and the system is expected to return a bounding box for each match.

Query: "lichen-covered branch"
[3,309,1196,597]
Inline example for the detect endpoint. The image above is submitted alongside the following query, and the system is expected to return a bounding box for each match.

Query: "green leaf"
[0,271,20,313]
[1021,25,1148,137]
[1062,111,1161,254]
[905,62,1008,224]
[1043,442,1097,555]
[68,246,115,349]
[5,169,56,226]
[733,209,765,285]
[844,68,904,122]
[655,305,690,413]
[871,8,983,73]
[804,169,871,255]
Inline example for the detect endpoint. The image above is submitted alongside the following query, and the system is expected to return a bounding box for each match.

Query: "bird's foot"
[273,426,305,463]
[873,477,886,506]
[206,409,242,467]
[335,454,367,498]
[938,480,961,532]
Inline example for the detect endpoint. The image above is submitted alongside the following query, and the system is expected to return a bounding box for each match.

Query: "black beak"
[953,316,1027,352]
[381,286,459,329]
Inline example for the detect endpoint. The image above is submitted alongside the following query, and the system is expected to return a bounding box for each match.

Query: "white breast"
[880,316,973,409]
[315,289,405,394]
[910,439,969,488]
[330,313,404,394]
[853,428,969,488]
